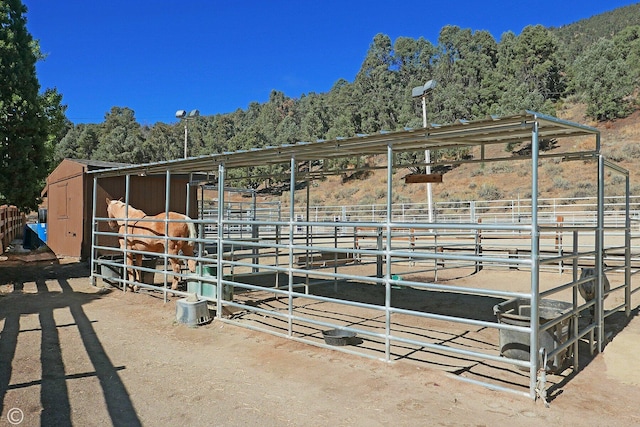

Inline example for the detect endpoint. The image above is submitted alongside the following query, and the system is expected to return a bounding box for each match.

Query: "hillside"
[270,105,640,209]
[552,3,640,60]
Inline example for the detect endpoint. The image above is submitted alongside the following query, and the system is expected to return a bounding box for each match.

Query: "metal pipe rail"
[90,113,635,402]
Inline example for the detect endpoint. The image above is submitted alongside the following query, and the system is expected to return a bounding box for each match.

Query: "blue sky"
[22,0,639,125]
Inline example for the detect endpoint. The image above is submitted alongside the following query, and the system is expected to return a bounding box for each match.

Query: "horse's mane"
[108,199,147,221]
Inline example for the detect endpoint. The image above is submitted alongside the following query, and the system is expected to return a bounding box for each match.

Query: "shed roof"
[88,111,599,179]
[42,158,134,197]
[69,159,132,170]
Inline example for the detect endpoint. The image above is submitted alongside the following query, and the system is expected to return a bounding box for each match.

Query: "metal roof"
[88,111,599,179]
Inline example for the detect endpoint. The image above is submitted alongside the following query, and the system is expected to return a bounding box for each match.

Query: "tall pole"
[422,96,433,223]
[176,109,199,159]
[183,122,188,159]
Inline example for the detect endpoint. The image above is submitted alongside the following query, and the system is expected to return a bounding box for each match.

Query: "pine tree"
[0,0,49,212]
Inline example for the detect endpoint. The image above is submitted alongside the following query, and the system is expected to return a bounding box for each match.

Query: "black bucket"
[322,329,358,346]
[99,255,124,286]
[98,255,157,286]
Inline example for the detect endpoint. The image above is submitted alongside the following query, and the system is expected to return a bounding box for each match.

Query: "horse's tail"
[185,216,198,273]
[186,217,197,248]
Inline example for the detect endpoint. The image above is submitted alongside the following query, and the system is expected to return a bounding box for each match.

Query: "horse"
[578,267,610,321]
[105,198,197,290]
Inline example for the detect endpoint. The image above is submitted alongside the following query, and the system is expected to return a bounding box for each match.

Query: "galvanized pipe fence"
[91,183,638,401]
[89,113,638,402]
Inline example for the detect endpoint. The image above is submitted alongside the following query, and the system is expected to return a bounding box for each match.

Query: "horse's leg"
[125,252,135,290]
[165,240,182,290]
[181,242,197,272]
[133,253,143,292]
[168,256,182,290]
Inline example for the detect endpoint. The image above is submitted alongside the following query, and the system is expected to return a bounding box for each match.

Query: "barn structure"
[88,111,638,401]
[43,159,197,260]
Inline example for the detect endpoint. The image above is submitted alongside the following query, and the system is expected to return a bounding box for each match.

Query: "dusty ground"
[1,255,640,426]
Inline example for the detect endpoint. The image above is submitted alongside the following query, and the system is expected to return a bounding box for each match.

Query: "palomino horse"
[106,198,197,290]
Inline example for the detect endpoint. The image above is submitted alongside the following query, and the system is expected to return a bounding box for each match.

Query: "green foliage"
[492,26,565,116]
[40,87,71,168]
[477,183,503,200]
[91,107,145,163]
[551,176,572,190]
[0,0,51,212]
[433,26,499,122]
[552,3,640,62]
[487,163,513,174]
[54,123,99,163]
[604,142,640,162]
[143,122,182,161]
[573,38,634,120]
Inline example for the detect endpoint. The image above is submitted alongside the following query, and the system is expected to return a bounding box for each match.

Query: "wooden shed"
[43,159,196,260]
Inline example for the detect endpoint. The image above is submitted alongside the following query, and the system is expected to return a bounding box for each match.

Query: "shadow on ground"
[0,257,142,426]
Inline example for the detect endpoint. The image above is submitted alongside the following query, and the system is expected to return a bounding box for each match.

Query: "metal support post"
[529,120,541,400]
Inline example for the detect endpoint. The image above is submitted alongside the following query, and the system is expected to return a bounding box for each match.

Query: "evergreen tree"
[92,107,145,163]
[432,26,499,122]
[493,26,564,116]
[142,122,182,161]
[0,0,50,211]
[40,87,71,170]
[573,38,633,120]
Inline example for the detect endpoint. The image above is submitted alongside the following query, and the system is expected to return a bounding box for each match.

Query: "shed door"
[55,182,82,256]
[56,183,68,218]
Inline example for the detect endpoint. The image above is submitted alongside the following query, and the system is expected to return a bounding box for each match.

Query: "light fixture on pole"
[175,109,200,159]
[411,79,437,223]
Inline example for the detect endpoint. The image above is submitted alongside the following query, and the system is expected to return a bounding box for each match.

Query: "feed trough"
[494,298,573,372]
[98,255,157,286]
[322,329,357,346]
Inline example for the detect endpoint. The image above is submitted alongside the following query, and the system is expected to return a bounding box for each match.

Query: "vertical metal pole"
[385,143,393,362]
[596,154,605,351]
[186,173,191,217]
[252,185,259,272]
[572,230,579,370]
[90,176,98,286]
[275,201,281,288]
[434,234,439,281]
[288,156,297,336]
[124,175,131,293]
[183,122,188,159]
[164,170,172,303]
[217,163,225,319]
[422,95,433,223]
[306,179,311,289]
[164,170,171,213]
[529,120,541,399]
[625,174,631,317]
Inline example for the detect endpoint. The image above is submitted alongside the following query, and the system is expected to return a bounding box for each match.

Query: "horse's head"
[105,197,125,229]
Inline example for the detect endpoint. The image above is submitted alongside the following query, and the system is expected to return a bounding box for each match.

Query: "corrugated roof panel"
[89,111,599,178]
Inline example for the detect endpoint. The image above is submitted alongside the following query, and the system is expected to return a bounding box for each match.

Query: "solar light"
[411,80,437,223]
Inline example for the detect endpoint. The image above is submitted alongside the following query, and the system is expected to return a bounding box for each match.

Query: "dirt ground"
[1,255,640,427]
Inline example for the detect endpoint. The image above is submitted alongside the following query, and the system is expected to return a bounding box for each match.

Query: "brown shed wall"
[95,175,196,257]
[46,160,88,259]
[46,160,196,260]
